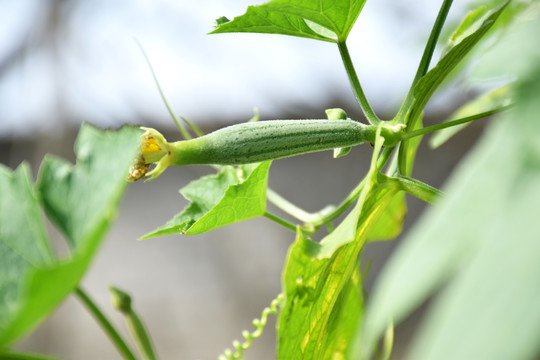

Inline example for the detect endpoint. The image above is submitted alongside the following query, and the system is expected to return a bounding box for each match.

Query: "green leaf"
[141,161,271,238]
[359,63,540,360]
[429,85,512,149]
[0,124,140,346]
[277,230,365,360]
[0,164,53,341]
[38,124,142,249]
[366,192,406,242]
[277,188,399,359]
[210,0,367,42]
[277,128,395,358]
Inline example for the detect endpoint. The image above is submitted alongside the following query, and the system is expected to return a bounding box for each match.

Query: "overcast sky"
[0,0,470,137]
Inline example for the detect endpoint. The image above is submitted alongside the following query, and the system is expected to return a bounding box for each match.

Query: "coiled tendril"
[218,293,284,360]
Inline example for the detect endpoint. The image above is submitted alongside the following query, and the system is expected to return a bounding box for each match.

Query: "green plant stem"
[266,188,330,223]
[395,0,454,122]
[109,287,158,360]
[380,174,443,204]
[263,211,316,235]
[337,41,380,125]
[74,287,138,360]
[125,312,157,360]
[0,352,62,360]
[266,147,395,227]
[401,105,512,140]
[311,146,395,226]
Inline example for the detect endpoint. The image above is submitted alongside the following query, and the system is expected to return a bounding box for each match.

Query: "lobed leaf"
[0,124,140,346]
[38,124,141,248]
[210,0,367,42]
[141,161,271,238]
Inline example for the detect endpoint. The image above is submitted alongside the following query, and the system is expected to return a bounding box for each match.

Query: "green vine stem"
[74,287,138,360]
[263,211,316,234]
[310,145,395,227]
[394,0,454,123]
[266,188,335,224]
[401,105,512,140]
[109,286,158,360]
[379,174,443,204]
[337,41,381,125]
[218,294,284,360]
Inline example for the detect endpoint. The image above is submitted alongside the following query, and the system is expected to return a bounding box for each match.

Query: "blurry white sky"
[0,0,470,137]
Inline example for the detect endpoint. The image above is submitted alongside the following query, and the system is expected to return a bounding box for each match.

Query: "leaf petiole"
[266,188,334,224]
[400,104,512,140]
[379,174,443,204]
[395,0,454,123]
[338,41,381,125]
[74,287,138,360]
[263,211,317,235]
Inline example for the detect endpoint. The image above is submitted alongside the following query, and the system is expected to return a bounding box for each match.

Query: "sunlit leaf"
[366,192,406,242]
[277,188,399,359]
[277,230,365,360]
[211,0,366,42]
[141,161,271,238]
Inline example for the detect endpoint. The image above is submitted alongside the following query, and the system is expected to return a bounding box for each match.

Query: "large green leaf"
[210,0,366,42]
[0,164,53,340]
[277,185,398,359]
[141,162,271,238]
[358,39,540,360]
[0,124,140,346]
[38,124,141,248]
